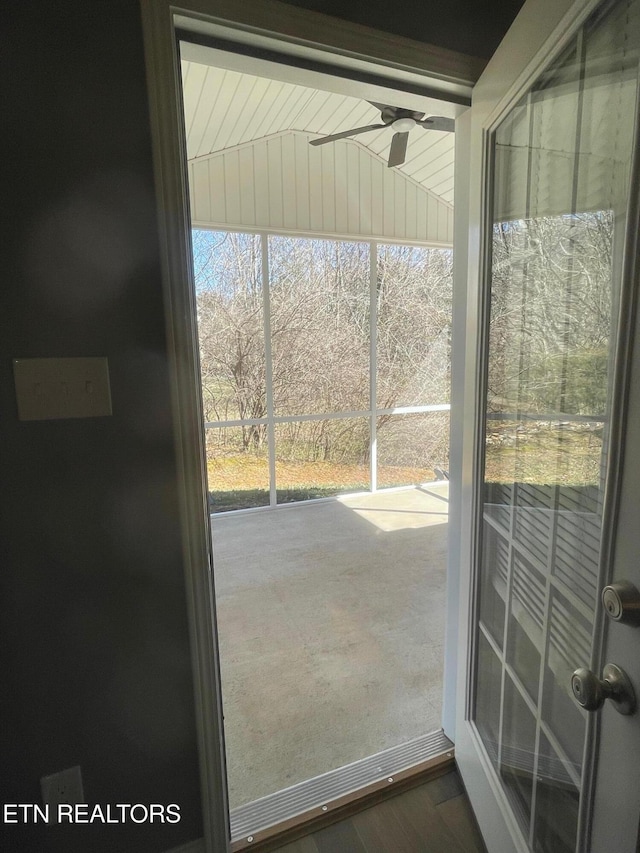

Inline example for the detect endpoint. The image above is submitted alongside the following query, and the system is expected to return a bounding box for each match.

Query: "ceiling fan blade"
[367,100,393,112]
[309,123,387,146]
[418,116,455,133]
[388,131,409,167]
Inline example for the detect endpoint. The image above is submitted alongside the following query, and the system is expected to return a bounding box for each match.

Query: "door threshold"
[230,729,454,852]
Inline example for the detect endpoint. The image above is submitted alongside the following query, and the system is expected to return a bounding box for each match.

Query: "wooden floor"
[270,769,487,853]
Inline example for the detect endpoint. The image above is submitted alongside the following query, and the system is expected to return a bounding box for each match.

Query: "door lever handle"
[571,663,636,715]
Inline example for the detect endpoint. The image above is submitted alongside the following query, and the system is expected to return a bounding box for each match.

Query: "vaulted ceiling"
[181,61,456,205]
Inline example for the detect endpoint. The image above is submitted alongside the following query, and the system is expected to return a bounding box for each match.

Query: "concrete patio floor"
[210,483,449,809]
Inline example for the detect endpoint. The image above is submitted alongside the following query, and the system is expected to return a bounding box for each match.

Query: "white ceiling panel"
[180,60,456,205]
[188,131,455,243]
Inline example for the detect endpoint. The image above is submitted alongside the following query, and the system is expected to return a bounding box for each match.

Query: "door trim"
[139,2,476,850]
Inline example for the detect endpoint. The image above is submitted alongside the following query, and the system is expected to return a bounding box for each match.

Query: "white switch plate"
[13,357,112,421]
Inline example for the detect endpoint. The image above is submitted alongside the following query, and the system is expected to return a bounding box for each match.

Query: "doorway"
[180,43,459,837]
[141,4,473,850]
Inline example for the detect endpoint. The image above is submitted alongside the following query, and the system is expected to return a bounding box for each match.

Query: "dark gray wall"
[0,2,203,851]
[0,0,522,851]
[278,0,525,59]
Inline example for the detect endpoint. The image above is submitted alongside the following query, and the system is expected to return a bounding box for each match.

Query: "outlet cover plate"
[41,765,84,823]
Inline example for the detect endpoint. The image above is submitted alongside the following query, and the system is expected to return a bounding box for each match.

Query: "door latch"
[602,581,640,626]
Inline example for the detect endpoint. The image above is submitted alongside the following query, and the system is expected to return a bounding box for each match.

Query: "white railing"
[204,403,451,509]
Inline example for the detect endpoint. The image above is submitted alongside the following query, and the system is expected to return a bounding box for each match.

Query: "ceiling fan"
[309,102,455,168]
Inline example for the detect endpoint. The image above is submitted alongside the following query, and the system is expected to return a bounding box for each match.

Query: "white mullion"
[496,543,514,776]
[526,479,564,849]
[377,403,451,415]
[262,234,277,507]
[495,471,521,780]
[527,529,559,849]
[370,241,378,493]
[273,409,370,423]
[205,417,268,429]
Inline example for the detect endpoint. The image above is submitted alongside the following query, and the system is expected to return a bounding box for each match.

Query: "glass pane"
[479,523,508,649]
[475,631,502,769]
[376,412,449,488]
[533,733,580,853]
[205,426,270,512]
[194,231,265,422]
[274,418,369,503]
[376,244,452,408]
[513,484,553,570]
[542,591,589,773]
[269,237,370,416]
[483,480,514,532]
[473,0,640,844]
[501,676,536,833]
[507,552,544,701]
[554,483,602,610]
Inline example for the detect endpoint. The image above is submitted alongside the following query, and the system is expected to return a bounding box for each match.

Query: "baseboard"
[163,838,206,853]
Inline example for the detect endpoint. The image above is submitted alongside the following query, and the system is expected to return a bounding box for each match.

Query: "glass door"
[461,0,640,849]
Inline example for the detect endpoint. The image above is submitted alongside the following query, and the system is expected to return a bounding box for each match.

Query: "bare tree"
[194,230,453,475]
[194,231,267,449]
[488,212,613,417]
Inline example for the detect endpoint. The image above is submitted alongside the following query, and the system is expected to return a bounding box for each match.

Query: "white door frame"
[139,2,477,850]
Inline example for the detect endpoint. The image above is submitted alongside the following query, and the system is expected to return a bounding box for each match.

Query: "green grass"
[206,453,435,512]
[209,484,369,513]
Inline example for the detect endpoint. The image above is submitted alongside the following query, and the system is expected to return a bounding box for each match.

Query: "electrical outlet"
[40,766,84,823]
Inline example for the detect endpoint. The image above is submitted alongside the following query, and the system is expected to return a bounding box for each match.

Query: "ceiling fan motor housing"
[379,106,425,125]
[392,117,417,133]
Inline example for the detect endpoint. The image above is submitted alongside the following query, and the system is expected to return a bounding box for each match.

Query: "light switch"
[13,357,112,421]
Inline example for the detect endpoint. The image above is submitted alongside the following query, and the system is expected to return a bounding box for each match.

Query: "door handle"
[571,664,636,715]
